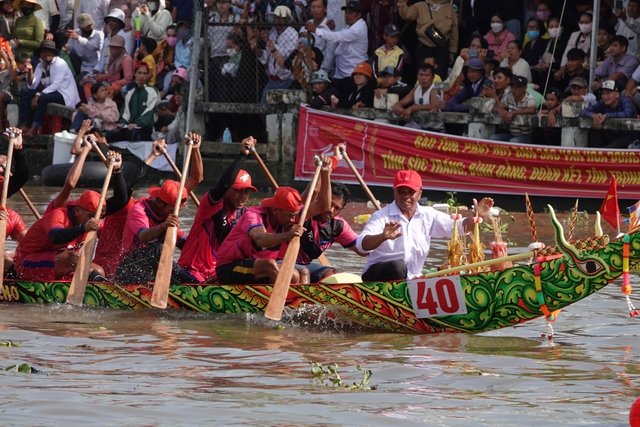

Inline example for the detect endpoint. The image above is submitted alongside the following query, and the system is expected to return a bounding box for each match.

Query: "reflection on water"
[1,186,639,425]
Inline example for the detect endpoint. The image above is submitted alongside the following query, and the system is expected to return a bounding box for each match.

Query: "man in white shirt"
[34,0,59,39]
[356,170,494,281]
[257,6,298,104]
[306,0,368,94]
[615,0,640,60]
[19,40,80,137]
[302,0,336,75]
[66,14,104,74]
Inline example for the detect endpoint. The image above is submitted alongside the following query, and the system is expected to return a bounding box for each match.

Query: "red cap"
[261,186,302,211]
[232,170,257,192]
[149,180,188,207]
[69,190,106,214]
[134,61,150,71]
[393,170,423,192]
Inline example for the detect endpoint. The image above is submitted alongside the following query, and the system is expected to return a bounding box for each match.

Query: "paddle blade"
[66,231,98,306]
[151,226,178,309]
[265,237,300,321]
[0,220,6,293]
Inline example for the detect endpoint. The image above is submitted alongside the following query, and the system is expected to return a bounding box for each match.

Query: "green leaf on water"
[17,363,30,373]
[0,340,22,347]
[5,364,17,371]
[273,324,286,330]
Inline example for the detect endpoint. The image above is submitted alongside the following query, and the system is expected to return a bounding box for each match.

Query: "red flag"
[600,176,621,230]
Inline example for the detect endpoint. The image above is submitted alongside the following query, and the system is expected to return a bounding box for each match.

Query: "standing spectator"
[66,13,104,74]
[76,0,110,33]
[361,0,399,55]
[11,0,44,57]
[171,0,193,24]
[331,62,375,110]
[208,0,240,102]
[99,8,134,59]
[284,33,323,90]
[399,0,458,81]
[624,62,640,112]
[445,58,486,112]
[490,75,537,143]
[592,35,638,91]
[460,0,495,47]
[615,0,640,61]
[106,0,138,34]
[484,13,515,60]
[553,48,589,92]
[306,1,367,95]
[0,0,21,41]
[174,19,196,72]
[500,40,532,83]
[580,80,638,148]
[556,12,593,75]
[131,0,172,44]
[304,0,335,75]
[33,0,58,40]
[371,23,404,81]
[20,40,80,137]
[257,6,298,104]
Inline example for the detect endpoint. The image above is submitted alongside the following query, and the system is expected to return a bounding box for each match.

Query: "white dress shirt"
[315,17,368,79]
[67,29,105,73]
[28,56,81,108]
[34,0,58,32]
[356,202,464,279]
[617,16,640,60]
[259,27,298,80]
[303,17,336,73]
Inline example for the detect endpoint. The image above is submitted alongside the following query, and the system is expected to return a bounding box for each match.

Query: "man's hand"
[127,123,137,130]
[0,209,7,221]
[305,21,318,33]
[79,104,89,114]
[84,218,101,232]
[553,67,565,80]
[473,197,494,218]
[152,138,167,156]
[106,150,123,172]
[5,127,23,149]
[287,223,305,240]
[482,86,497,99]
[79,119,92,135]
[352,101,364,110]
[615,6,628,21]
[331,96,339,109]
[592,80,602,91]
[138,3,149,14]
[156,107,173,117]
[374,88,387,99]
[241,136,256,155]
[592,113,606,129]
[45,33,54,41]
[162,214,181,229]
[381,222,403,240]
[66,29,79,40]
[266,39,275,52]
[31,94,40,109]
[460,48,469,62]
[334,142,346,160]
[326,19,335,30]
[187,131,201,150]
[548,110,557,127]
[627,86,639,98]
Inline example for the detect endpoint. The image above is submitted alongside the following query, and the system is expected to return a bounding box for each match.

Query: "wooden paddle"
[250,146,332,267]
[265,160,323,321]
[18,188,40,219]
[340,149,381,210]
[161,148,200,206]
[0,136,14,293]
[150,140,194,309]
[66,158,116,306]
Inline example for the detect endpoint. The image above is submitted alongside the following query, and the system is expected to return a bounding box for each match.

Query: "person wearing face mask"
[153,24,177,94]
[75,0,110,35]
[10,0,43,57]
[522,19,549,85]
[0,0,20,41]
[484,13,515,59]
[615,0,640,60]
[66,14,104,75]
[530,16,567,86]
[131,0,172,44]
[283,32,323,90]
[555,12,593,80]
[524,1,551,44]
[174,19,197,72]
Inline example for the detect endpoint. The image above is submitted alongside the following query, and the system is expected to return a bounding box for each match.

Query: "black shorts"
[216,259,268,284]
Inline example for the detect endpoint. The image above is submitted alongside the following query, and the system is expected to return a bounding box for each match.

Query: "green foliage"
[0,341,22,347]
[5,363,32,373]
[309,361,376,390]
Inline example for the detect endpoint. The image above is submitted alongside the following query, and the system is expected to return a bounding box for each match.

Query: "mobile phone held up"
[484,79,493,89]
[468,49,478,58]
[616,0,623,10]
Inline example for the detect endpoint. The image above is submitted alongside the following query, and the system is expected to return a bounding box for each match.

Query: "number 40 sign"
[407,276,468,318]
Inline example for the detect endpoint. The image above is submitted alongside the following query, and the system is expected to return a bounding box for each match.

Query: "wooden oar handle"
[340,149,381,211]
[161,148,200,207]
[18,189,40,219]
[250,146,278,190]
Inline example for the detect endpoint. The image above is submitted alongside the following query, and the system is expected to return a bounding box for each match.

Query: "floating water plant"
[309,361,376,390]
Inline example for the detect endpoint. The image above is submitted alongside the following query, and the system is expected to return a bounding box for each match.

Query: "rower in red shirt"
[178,137,258,283]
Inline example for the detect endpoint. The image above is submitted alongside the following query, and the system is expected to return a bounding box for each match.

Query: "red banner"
[295,105,640,199]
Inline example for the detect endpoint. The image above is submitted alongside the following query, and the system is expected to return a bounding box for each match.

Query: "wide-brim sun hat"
[13,0,41,12]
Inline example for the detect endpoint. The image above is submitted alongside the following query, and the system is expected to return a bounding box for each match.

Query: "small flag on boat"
[600,176,621,232]
[629,200,640,229]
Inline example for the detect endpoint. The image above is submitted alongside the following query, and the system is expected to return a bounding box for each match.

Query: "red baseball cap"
[134,61,150,71]
[262,186,302,211]
[149,180,188,207]
[69,190,106,214]
[393,170,423,192]
[232,170,257,192]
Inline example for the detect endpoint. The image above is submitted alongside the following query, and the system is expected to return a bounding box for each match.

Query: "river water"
[1,186,639,426]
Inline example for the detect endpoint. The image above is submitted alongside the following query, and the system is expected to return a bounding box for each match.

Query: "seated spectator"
[445,58,486,112]
[133,37,158,88]
[422,53,442,83]
[444,36,488,96]
[69,82,119,133]
[65,13,104,76]
[553,48,589,92]
[331,61,375,110]
[91,35,133,100]
[220,34,242,81]
[0,50,14,127]
[154,24,177,94]
[522,19,548,72]
[597,24,614,64]
[556,12,593,76]
[490,75,537,143]
[284,32,323,90]
[371,23,404,82]
[102,8,133,57]
[175,19,196,72]
[375,66,411,99]
[308,70,339,109]
[482,66,512,103]
[106,62,158,142]
[0,0,20,42]
[20,40,80,137]
[500,40,532,83]
[484,50,500,80]
[393,64,444,132]
[592,35,638,91]
[11,0,44,57]
[624,62,640,113]
[158,82,184,144]
[530,86,563,146]
[615,0,640,60]
[484,13,515,60]
[564,77,597,105]
[306,1,368,94]
[580,80,639,148]
[257,6,298,104]
[131,0,172,45]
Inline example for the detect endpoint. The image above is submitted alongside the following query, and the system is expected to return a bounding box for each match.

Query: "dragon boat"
[1,207,638,334]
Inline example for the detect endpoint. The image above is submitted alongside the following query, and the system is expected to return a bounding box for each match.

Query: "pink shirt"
[297,216,358,264]
[119,197,186,260]
[178,191,245,281]
[216,205,287,266]
[484,30,515,58]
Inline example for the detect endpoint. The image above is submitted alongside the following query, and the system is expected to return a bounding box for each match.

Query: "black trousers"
[115,242,196,285]
[362,260,407,282]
